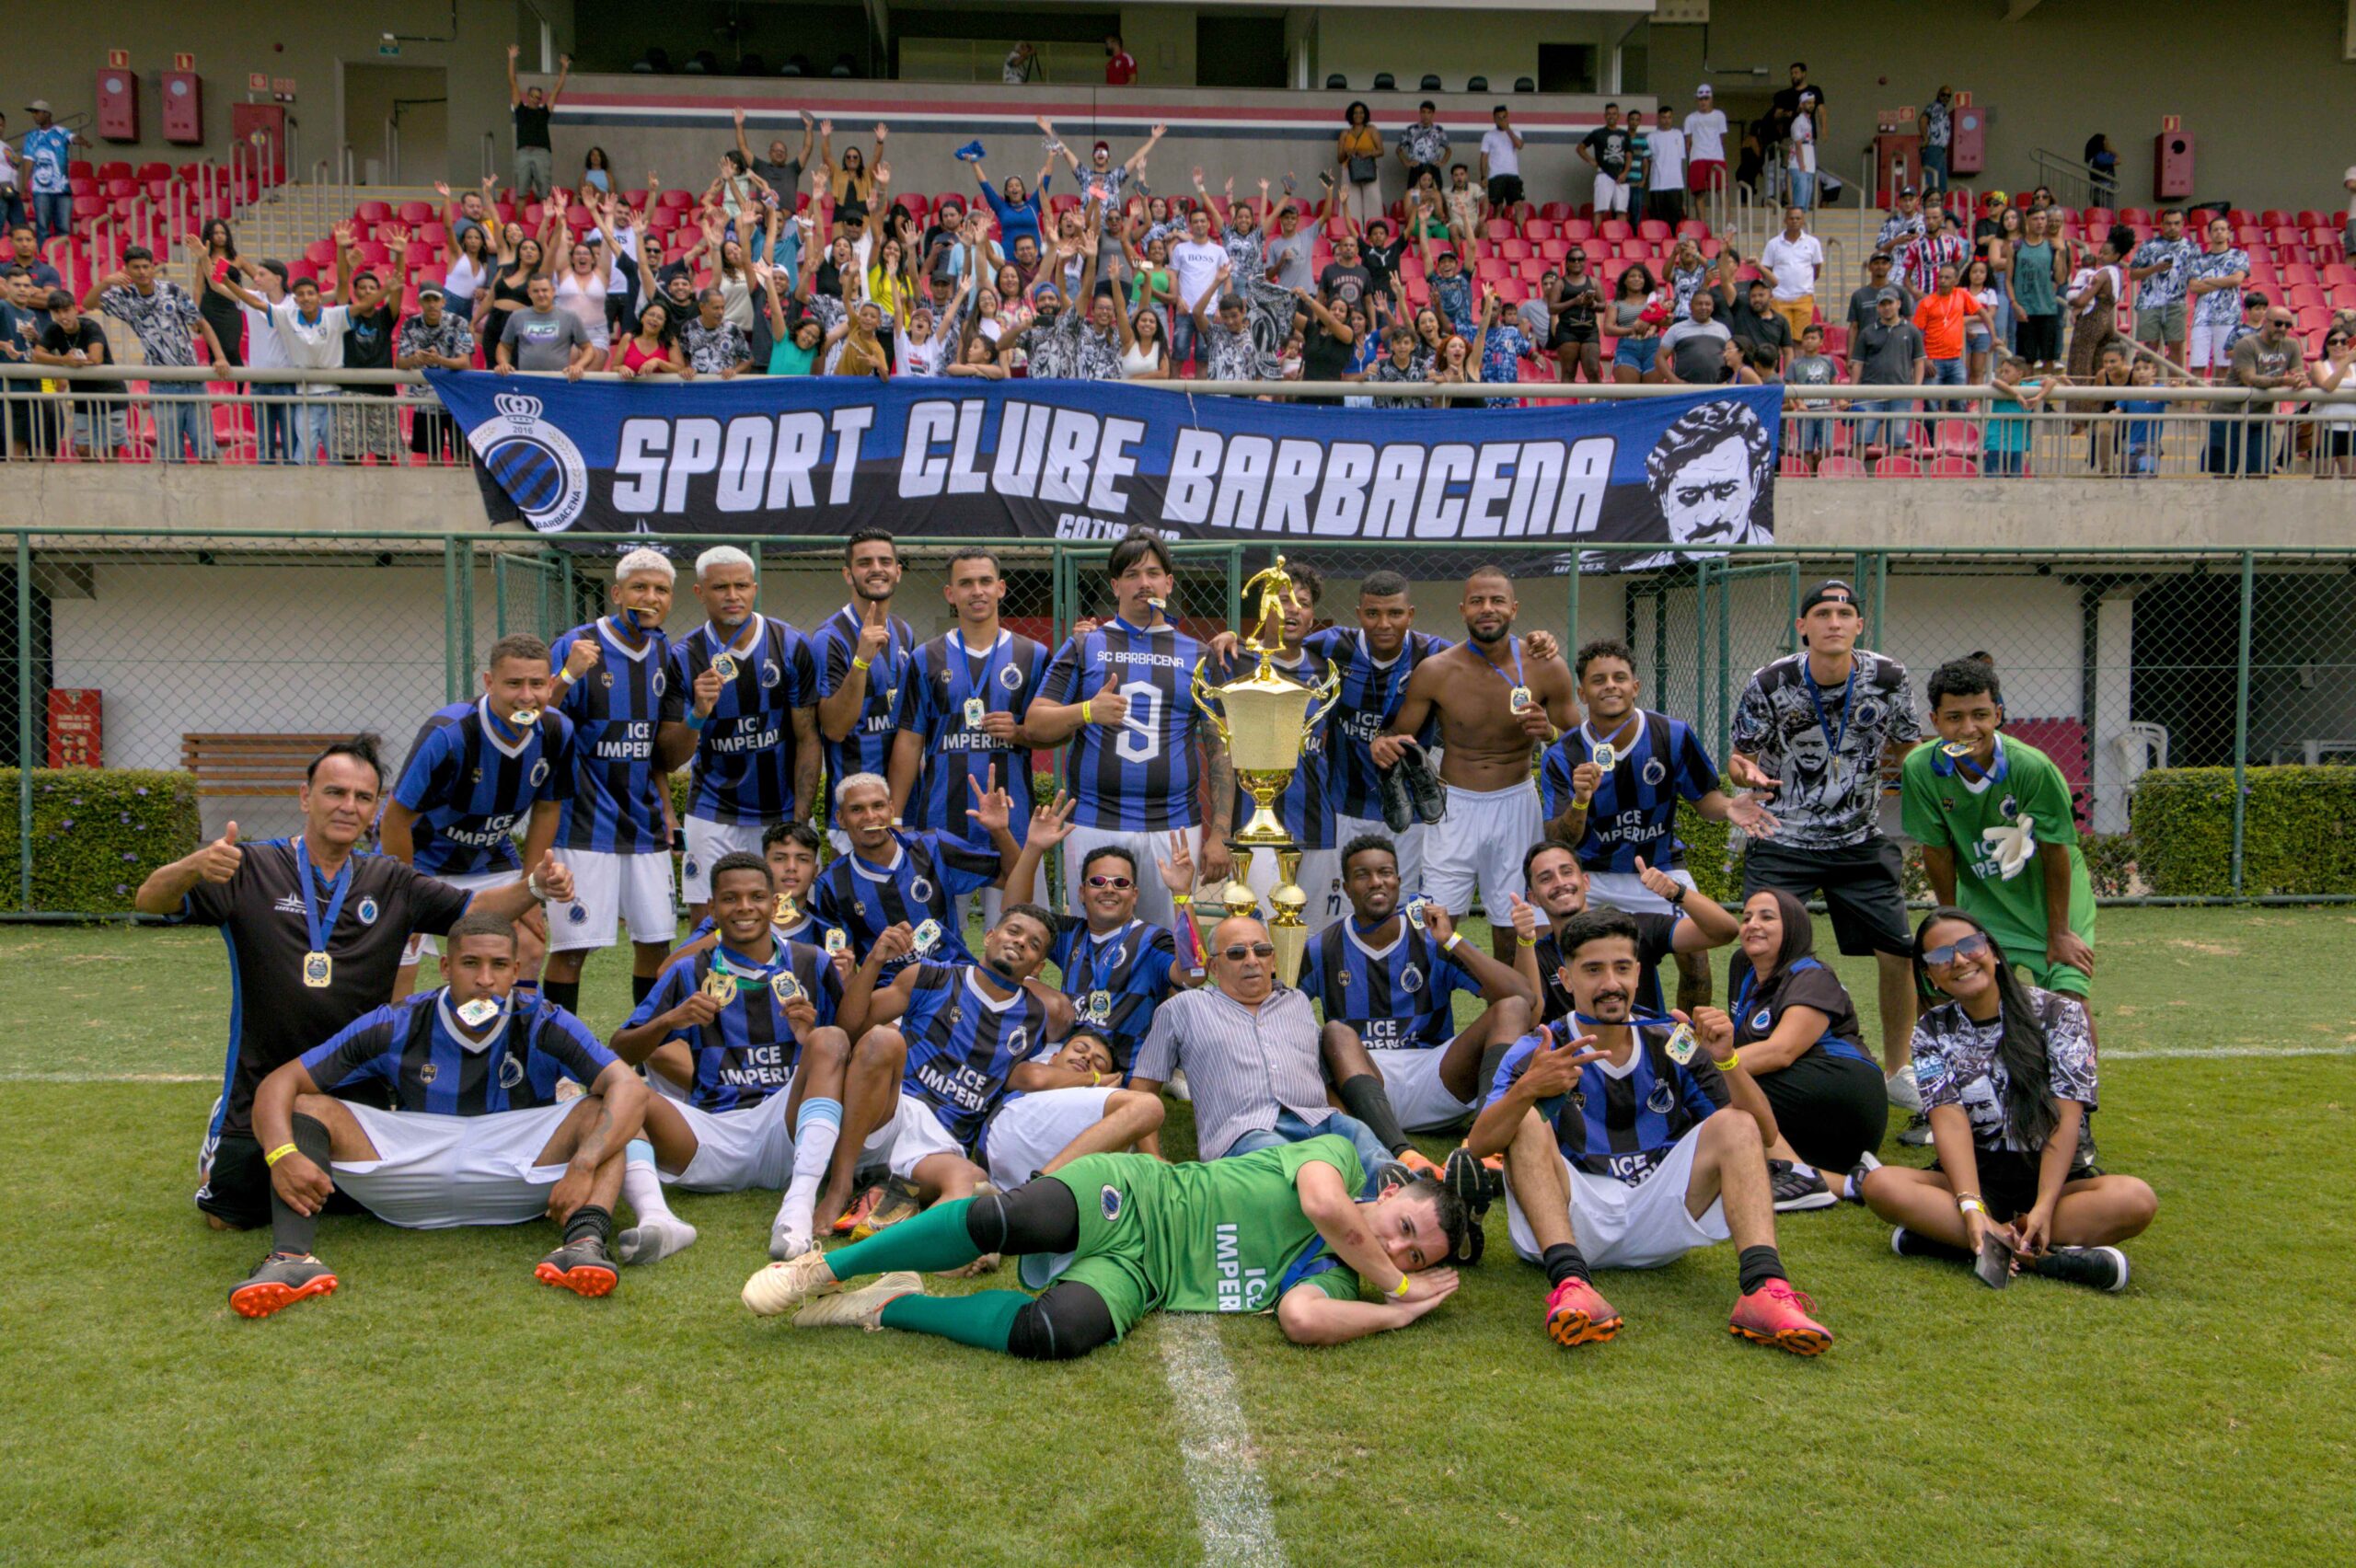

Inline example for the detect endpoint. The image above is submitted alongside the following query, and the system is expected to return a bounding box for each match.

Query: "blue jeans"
[1787,168,1816,210]
[1922,144,1949,193]
[1171,309,1202,375]
[32,190,72,245]
[149,394,216,463]
[1927,355,1966,412]
[292,398,336,465]
[1225,1108,1392,1185]
[1854,398,1912,449]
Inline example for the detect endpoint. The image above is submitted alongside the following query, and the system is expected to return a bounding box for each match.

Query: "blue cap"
[954,140,986,163]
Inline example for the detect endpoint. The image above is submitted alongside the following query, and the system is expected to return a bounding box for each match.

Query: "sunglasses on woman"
[1923,931,1992,969]
[1085,874,1134,890]
[1219,941,1277,962]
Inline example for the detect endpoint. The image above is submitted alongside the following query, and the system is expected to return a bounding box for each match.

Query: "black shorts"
[1753,1050,1889,1171]
[1487,175,1525,209]
[198,1130,366,1230]
[1939,1147,2108,1223]
[1551,319,1599,351]
[1744,836,1913,957]
[2017,313,2062,362]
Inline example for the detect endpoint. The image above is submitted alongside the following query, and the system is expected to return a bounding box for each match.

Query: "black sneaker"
[2027,1245,2131,1293]
[1398,743,1447,826]
[228,1251,339,1320]
[1770,1159,1836,1212]
[1442,1146,1501,1214]
[1890,1226,1973,1263]
[1376,756,1415,834]
[1896,1112,1934,1147]
[535,1237,619,1297]
[1841,1150,1881,1205]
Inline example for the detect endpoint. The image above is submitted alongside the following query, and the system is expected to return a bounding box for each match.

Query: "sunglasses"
[1085,874,1134,890]
[1219,942,1277,962]
[1923,931,1992,969]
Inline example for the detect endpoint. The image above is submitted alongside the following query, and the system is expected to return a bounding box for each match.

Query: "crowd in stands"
[3,75,2355,470]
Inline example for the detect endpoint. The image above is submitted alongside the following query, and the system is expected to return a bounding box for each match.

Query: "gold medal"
[1589,742,1619,772]
[1664,1021,1698,1065]
[699,967,738,1003]
[1403,896,1430,928]
[964,696,987,729]
[824,928,849,956]
[1940,740,1974,758]
[770,969,805,1004]
[507,706,540,727]
[1509,685,1534,712]
[302,951,332,988]
[456,996,500,1028]
[911,918,943,952]
[774,892,800,927]
[711,651,739,682]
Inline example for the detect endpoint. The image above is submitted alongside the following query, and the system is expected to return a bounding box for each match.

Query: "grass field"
[3,906,2351,1567]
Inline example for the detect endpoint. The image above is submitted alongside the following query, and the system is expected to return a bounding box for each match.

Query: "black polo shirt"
[1534,912,1680,1025]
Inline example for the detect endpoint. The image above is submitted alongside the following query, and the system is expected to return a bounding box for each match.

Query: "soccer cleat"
[1728,1279,1832,1355]
[1397,1147,1445,1181]
[1399,744,1447,826]
[1896,1112,1934,1147]
[1891,1226,1973,1263]
[1841,1151,1881,1205]
[1442,1146,1502,1213]
[1770,1159,1836,1213]
[2027,1245,2131,1293]
[1542,1276,1622,1347]
[1376,756,1415,835]
[743,1248,842,1317]
[830,1184,883,1237]
[618,1216,698,1267]
[791,1271,924,1331]
[850,1176,925,1241]
[228,1252,339,1320]
[535,1237,619,1297]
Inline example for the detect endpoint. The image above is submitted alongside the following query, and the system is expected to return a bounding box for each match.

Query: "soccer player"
[1303,570,1452,896]
[1379,567,1580,964]
[610,852,850,1264]
[887,546,1053,933]
[670,821,844,961]
[1305,835,1535,1150]
[669,545,820,924]
[1467,909,1834,1355]
[976,1029,1166,1193]
[814,528,915,849]
[809,771,1023,979]
[134,736,572,1235]
[741,1135,1467,1356]
[1900,659,2096,1003]
[381,633,574,1002]
[227,910,646,1318]
[543,548,698,1018]
[1729,579,1923,1118]
[1216,560,1344,933]
[1860,908,2154,1291]
[1026,529,1234,929]
[1541,637,1777,1011]
[1517,841,1738,1022]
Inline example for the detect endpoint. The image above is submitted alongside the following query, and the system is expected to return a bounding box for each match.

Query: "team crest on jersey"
[419,1061,439,1085]
[1646,1079,1678,1115]
[355,896,379,927]
[947,1005,963,1027]
[761,659,782,690]
[468,391,591,533]
[598,669,613,688]
[1100,1183,1123,1221]
[469,767,482,785]
[999,664,1024,691]
[569,904,588,924]
[1642,756,1668,786]
[530,758,550,788]
[1750,1007,1772,1032]
[683,856,699,879]
[652,670,668,698]
[1400,963,1424,994]
[1854,698,1883,729]
[909,875,934,905]
[499,1054,526,1090]
[2000,794,2019,819]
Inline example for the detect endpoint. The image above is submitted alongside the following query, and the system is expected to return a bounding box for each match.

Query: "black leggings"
[964,1181,1119,1361]
[1755,1051,1890,1172]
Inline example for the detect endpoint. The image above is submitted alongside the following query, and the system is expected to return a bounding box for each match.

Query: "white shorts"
[1334,814,1427,897]
[681,818,767,905]
[955,882,1005,937]
[1424,781,1542,921]
[1586,866,1697,918]
[668,1090,797,1192]
[980,1086,1118,1190]
[1064,823,1202,932]
[329,1101,576,1228]
[1369,1040,1478,1132]
[859,1091,968,1182]
[828,828,852,856]
[2189,316,2233,369]
[1241,845,1343,936]
[401,869,519,963]
[1503,1125,1729,1270]
[549,848,676,952]
[1593,172,1633,214]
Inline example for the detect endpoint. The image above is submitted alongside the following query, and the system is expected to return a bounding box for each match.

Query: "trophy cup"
[1189,556,1340,986]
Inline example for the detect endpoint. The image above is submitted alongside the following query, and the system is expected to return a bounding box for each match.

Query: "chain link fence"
[6,528,2354,912]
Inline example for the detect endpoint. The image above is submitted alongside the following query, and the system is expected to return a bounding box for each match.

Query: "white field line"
[1159,1314,1288,1568]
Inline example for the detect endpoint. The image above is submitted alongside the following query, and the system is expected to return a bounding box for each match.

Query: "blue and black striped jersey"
[1300,917,1480,1048]
[1540,710,1722,873]
[299,988,613,1115]
[1487,1020,1729,1184]
[390,698,574,877]
[1046,915,1179,1070]
[624,939,842,1112]
[808,830,999,978]
[813,602,918,830]
[897,961,1051,1146]
[551,617,686,854]
[896,628,1052,840]
[670,616,818,827]
[1040,617,1208,833]
[1303,627,1450,820]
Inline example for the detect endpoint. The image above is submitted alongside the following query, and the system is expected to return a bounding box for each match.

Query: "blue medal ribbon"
[295,835,353,963]
[955,631,1011,731]
[1476,635,1526,700]
[1932,734,2008,786]
[1798,657,1861,791]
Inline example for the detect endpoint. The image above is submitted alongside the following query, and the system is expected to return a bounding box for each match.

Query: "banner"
[429,372,1778,564]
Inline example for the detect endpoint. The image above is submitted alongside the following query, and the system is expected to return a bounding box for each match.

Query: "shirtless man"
[1376,568,1579,964]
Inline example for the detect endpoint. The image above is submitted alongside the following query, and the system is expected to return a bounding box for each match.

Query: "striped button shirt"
[1132,984,1337,1160]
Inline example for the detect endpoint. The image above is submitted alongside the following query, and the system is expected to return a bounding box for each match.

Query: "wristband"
[686,710,709,732]
[527,872,549,901]
[556,668,578,687]
[1080,699,1094,724]
[1441,930,1462,953]
[1515,930,1539,948]
[1667,885,1688,907]
[1714,1049,1741,1071]
[1172,893,1193,907]
[1389,1274,1413,1298]
[852,655,872,673]
[262,1143,299,1168]
[1957,1193,1987,1216]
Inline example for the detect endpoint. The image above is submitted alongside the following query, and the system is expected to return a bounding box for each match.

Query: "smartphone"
[1973,1229,2015,1290]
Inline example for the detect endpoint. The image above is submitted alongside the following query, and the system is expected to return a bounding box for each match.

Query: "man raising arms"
[814,528,915,851]
[1379,567,1580,964]
[544,548,698,1018]
[669,545,820,924]
[230,911,643,1317]
[382,633,574,1002]
[1305,570,1452,896]
[809,772,1022,980]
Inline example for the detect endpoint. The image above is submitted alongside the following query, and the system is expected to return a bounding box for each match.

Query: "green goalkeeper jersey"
[1900,734,2094,962]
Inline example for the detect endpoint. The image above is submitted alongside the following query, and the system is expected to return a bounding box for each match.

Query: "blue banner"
[429,372,1778,561]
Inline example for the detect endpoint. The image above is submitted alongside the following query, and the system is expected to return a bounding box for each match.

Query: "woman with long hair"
[196,217,245,368]
[554,237,611,354]
[442,221,495,336]
[1115,295,1168,379]
[1410,306,1447,375]
[1859,908,2155,1290]
[1335,100,1383,227]
[582,144,612,194]
[1959,254,2000,384]
[1603,260,1663,382]
[1694,891,1888,1209]
[609,296,685,377]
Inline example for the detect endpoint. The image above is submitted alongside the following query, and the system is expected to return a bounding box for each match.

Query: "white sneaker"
[617,1216,699,1266]
[792,1272,923,1331]
[1885,1069,1923,1113]
[742,1248,841,1317]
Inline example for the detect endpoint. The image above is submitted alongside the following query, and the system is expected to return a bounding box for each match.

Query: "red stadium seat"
[1637,219,1669,243]
[1816,456,1867,478]
[1929,455,1981,478]
[1539,202,1572,221]
[1497,238,1530,260]
[1600,220,1633,243]
[1873,455,1923,477]
[2260,209,2293,228]
[1523,218,1556,241]
[97,160,133,180]
[1484,218,1515,240]
[1675,219,1711,241]
[356,200,392,223]
[2226,208,2255,226]
[1561,219,1594,241]
[2298,209,2328,228]
[2118,207,2150,225]
[659,189,692,210]
[68,159,92,180]
[2081,207,2112,228]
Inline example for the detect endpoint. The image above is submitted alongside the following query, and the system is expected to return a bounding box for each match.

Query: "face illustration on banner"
[427,375,1781,557]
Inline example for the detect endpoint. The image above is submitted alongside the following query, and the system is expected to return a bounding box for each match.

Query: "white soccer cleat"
[791,1272,923,1331]
[742,1247,841,1317]
[618,1216,698,1267]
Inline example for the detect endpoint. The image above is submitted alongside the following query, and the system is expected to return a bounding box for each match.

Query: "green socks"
[825,1196,980,1278]
[878,1290,1030,1354]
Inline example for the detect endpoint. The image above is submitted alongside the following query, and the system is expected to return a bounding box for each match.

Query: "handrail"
[2030,147,2097,210]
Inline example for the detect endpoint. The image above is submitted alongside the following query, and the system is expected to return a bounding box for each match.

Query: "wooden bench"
[180,734,352,798]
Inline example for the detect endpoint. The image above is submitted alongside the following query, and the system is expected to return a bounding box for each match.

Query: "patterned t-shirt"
[679,318,752,375]
[1911,986,2099,1161]
[1199,318,1260,381]
[97,282,202,366]
[2187,246,2251,327]
[397,313,476,365]
[2129,236,2198,310]
[1729,650,1921,849]
[1400,123,1449,167]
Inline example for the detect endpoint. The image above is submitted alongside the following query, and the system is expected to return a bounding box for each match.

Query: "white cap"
[1695,84,1714,97]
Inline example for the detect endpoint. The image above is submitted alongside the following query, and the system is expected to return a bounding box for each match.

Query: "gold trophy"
[1190,556,1340,986]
